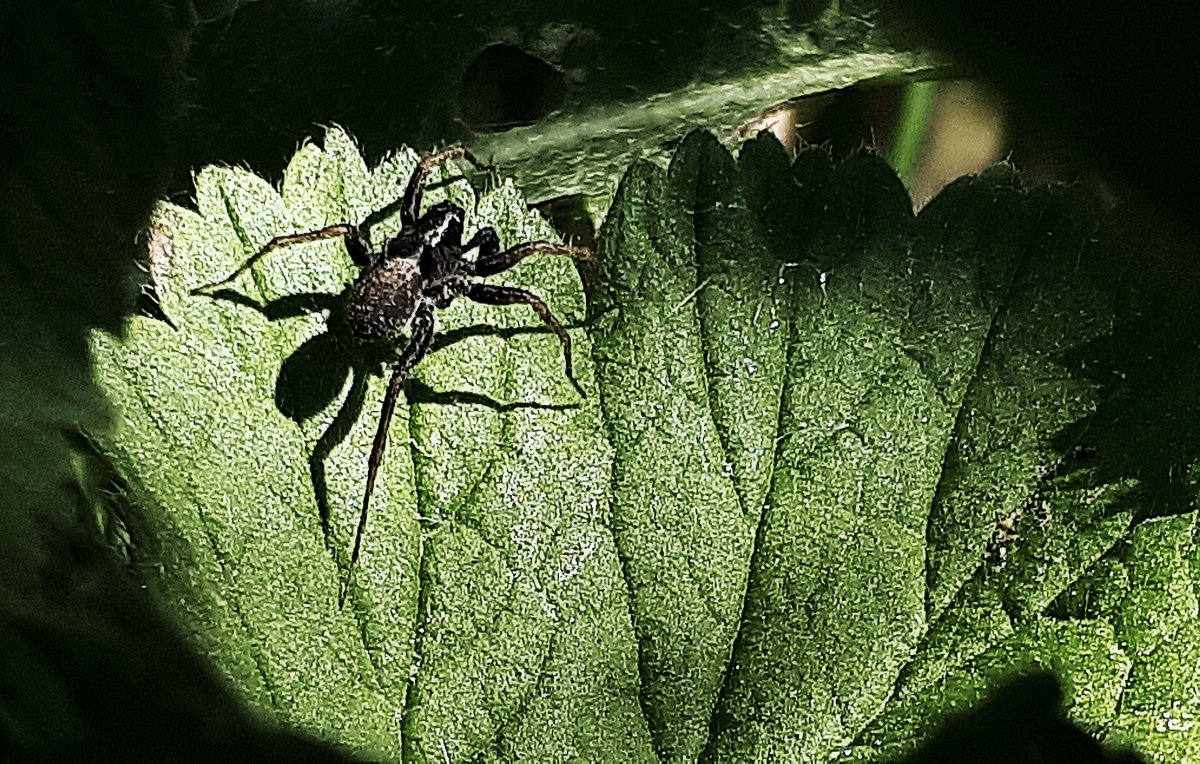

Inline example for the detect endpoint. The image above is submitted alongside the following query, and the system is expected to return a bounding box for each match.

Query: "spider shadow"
[200,286,581,542]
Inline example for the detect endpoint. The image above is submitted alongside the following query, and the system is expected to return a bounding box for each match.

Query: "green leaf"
[591,132,1189,762]
[183,1,939,203]
[89,128,1197,762]
[92,127,647,761]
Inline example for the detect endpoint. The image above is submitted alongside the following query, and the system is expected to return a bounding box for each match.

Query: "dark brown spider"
[197,146,591,606]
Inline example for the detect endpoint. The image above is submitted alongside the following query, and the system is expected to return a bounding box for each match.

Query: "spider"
[196,146,592,606]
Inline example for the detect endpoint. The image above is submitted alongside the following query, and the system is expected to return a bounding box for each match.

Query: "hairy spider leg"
[400,144,493,226]
[461,226,500,260]
[195,223,373,292]
[340,300,437,607]
[473,240,594,277]
[466,282,585,398]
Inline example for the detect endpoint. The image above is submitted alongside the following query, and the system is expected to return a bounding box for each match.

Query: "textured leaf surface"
[90,128,1197,762]
[92,128,646,761]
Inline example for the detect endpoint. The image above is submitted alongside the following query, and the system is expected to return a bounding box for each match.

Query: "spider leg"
[194,223,372,293]
[473,241,593,277]
[466,282,585,398]
[462,226,501,259]
[340,300,436,607]
[401,145,493,226]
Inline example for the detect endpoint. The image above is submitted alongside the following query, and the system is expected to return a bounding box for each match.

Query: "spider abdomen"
[346,257,421,342]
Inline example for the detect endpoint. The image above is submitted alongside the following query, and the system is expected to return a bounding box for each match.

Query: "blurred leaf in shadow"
[890,1,1197,232]
[181,1,938,203]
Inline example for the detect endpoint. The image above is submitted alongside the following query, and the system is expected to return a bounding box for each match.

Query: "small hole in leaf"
[460,44,566,131]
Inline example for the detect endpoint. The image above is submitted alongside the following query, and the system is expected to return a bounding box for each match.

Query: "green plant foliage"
[92,128,646,761]
[88,127,1195,762]
[177,0,939,204]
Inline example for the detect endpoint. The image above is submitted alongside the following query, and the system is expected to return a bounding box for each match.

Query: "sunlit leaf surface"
[91,127,1197,763]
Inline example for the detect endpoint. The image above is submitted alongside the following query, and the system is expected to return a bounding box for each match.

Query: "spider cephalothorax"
[197,146,591,605]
